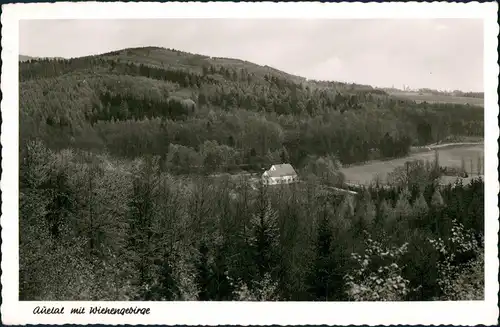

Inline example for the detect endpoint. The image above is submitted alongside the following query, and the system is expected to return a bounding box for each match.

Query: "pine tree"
[379,199,396,234]
[119,100,130,120]
[411,192,429,229]
[353,190,376,236]
[210,243,234,300]
[394,188,412,221]
[337,194,355,220]
[431,189,445,208]
[307,202,347,301]
[428,188,449,238]
[476,155,482,176]
[250,182,279,283]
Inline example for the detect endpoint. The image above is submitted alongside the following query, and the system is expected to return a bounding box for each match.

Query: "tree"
[44,161,75,240]
[391,188,412,235]
[352,190,376,236]
[410,192,429,229]
[402,229,441,300]
[195,243,212,301]
[476,155,483,176]
[428,219,482,300]
[388,159,438,192]
[431,189,445,208]
[439,252,483,300]
[79,161,104,254]
[126,156,160,296]
[305,155,345,187]
[148,256,180,300]
[250,182,280,283]
[344,235,412,301]
[307,201,347,301]
[231,273,279,301]
[337,194,355,221]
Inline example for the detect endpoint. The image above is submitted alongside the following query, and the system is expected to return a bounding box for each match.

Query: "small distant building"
[262,163,298,185]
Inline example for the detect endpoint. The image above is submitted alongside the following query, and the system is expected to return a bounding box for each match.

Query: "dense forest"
[20,46,483,172]
[19,46,484,301]
[20,141,484,301]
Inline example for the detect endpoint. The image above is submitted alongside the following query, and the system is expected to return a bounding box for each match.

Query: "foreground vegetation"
[20,140,484,301]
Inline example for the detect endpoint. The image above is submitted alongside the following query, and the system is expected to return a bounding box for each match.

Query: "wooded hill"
[19,47,485,302]
[20,46,484,173]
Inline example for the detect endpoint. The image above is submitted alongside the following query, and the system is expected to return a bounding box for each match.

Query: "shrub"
[344,235,413,301]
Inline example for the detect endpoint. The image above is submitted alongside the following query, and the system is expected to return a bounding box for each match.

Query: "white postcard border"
[1,2,499,325]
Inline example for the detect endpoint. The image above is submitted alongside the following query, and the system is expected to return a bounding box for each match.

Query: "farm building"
[262,163,298,185]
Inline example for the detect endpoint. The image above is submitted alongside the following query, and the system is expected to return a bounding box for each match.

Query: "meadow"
[341,144,484,186]
[388,91,484,107]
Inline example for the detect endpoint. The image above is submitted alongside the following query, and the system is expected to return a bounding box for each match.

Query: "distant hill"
[19,55,36,62]
[99,47,309,85]
[19,54,66,62]
[21,47,386,95]
[19,46,483,170]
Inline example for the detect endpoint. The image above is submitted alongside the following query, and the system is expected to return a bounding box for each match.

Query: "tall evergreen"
[307,201,347,301]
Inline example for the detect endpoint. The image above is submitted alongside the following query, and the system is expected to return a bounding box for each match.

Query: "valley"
[18,46,486,303]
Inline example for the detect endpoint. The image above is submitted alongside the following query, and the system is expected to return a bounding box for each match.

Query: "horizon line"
[19,46,485,94]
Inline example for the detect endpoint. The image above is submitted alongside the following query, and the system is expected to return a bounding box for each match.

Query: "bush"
[344,234,413,301]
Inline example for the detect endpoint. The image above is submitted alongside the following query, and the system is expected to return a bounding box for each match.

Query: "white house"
[262,163,298,185]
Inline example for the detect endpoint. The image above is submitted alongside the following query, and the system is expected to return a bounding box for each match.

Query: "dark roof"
[265,164,297,178]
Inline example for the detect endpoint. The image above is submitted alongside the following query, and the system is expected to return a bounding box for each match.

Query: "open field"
[410,141,484,154]
[388,91,484,107]
[341,144,484,185]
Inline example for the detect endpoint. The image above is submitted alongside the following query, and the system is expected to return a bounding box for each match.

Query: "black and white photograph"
[1,2,498,325]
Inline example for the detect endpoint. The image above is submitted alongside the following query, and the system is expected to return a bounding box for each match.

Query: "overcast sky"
[20,19,483,91]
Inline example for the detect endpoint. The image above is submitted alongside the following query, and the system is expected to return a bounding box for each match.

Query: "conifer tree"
[250,182,280,283]
[307,201,347,301]
[353,190,376,237]
[411,192,429,229]
[431,188,445,207]
[375,199,393,230]
[394,188,412,220]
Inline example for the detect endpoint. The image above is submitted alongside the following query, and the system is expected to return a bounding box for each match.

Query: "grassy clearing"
[341,144,484,185]
[388,92,484,107]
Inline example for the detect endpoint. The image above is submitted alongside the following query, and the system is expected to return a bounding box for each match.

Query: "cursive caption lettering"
[33,305,151,315]
[33,306,65,314]
[88,306,151,315]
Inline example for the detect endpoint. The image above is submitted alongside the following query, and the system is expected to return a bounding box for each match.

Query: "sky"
[20,19,484,92]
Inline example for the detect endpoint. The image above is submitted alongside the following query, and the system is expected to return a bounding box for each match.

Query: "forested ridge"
[20,46,483,172]
[19,46,484,301]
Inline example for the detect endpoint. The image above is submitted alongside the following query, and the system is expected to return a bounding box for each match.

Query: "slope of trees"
[20,47,483,171]
[19,48,485,301]
[19,141,484,301]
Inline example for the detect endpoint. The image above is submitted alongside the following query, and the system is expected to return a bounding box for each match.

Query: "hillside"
[19,46,486,303]
[19,46,484,172]
[19,54,66,62]
[19,55,36,62]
